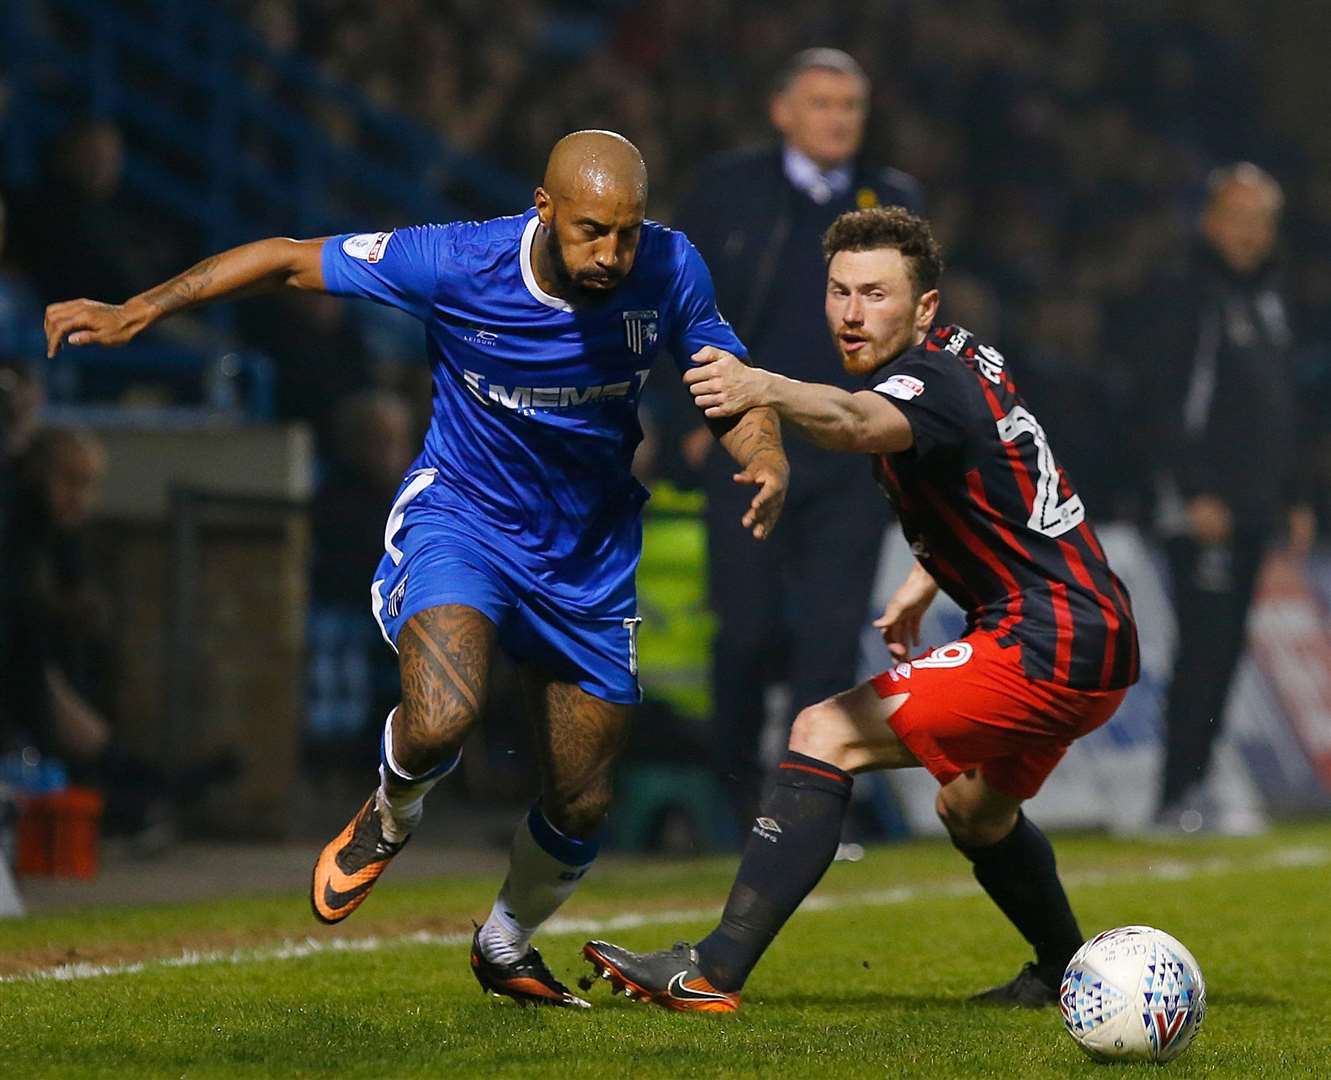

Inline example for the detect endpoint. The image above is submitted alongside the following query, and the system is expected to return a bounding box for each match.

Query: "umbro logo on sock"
[752,816,782,843]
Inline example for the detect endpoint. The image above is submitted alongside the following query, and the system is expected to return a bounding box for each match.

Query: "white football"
[1060,926,1206,1063]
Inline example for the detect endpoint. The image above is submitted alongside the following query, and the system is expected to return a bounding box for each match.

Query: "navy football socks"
[696,751,854,992]
[954,811,1083,985]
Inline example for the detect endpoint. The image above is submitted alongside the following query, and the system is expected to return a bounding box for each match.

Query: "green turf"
[3,823,1329,1078]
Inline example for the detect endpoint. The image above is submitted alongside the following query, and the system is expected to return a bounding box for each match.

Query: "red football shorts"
[869,631,1126,800]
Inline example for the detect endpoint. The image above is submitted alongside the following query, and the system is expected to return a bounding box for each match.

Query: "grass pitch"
[3,823,1329,1078]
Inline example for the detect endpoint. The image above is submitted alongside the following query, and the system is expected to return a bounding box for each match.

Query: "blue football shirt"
[321,209,746,608]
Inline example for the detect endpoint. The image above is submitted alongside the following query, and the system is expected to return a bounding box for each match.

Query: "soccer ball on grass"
[1059,925,1205,1063]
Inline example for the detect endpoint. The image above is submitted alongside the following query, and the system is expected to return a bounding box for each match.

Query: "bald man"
[44,130,788,1005]
[1146,162,1308,834]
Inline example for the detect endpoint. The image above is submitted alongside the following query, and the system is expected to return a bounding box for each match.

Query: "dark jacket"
[672,143,924,481]
[1149,241,1299,532]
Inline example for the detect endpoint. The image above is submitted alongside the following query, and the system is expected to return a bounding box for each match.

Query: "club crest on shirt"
[622,309,659,355]
[876,373,925,400]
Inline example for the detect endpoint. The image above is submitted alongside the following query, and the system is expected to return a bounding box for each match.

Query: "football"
[1059,926,1206,1063]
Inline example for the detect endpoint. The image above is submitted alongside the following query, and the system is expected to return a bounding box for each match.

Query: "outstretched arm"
[685,346,913,454]
[707,404,788,540]
[44,237,327,356]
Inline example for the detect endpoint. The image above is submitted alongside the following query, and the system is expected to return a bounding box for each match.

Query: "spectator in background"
[667,48,924,822]
[16,119,181,304]
[0,428,235,841]
[1146,163,1311,835]
[2,428,114,766]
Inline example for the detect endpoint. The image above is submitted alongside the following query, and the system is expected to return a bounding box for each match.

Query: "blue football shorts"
[369,469,643,704]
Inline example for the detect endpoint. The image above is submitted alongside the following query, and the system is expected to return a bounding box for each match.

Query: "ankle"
[478,903,531,965]
[375,788,420,844]
[694,932,745,993]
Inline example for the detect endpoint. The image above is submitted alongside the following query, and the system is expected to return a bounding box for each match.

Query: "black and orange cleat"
[310,794,408,925]
[582,940,740,1013]
[470,927,591,1008]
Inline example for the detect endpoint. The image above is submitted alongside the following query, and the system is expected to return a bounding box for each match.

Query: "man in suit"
[1148,163,1312,834]
[671,49,925,822]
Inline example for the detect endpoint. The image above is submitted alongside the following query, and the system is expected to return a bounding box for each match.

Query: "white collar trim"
[520,214,573,312]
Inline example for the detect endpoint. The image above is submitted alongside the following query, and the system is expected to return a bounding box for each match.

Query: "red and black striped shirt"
[870,324,1139,691]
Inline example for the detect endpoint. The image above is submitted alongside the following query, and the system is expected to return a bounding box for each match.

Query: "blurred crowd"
[3,1,1327,508]
[222,0,1331,556]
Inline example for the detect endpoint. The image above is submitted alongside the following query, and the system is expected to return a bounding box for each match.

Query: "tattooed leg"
[476,670,631,964]
[376,605,496,840]
[393,604,495,772]
[525,671,631,837]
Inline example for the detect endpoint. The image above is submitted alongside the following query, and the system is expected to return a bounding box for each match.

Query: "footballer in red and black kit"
[582,207,1142,1017]
[869,322,1138,695]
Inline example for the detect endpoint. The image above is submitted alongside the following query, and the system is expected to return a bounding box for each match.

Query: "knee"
[789,701,852,769]
[935,787,1017,850]
[392,700,477,776]
[544,782,612,839]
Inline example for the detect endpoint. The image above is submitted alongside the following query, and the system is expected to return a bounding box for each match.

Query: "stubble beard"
[544,225,618,300]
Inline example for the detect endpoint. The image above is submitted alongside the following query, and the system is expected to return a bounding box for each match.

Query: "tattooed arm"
[693,347,789,541]
[44,237,327,357]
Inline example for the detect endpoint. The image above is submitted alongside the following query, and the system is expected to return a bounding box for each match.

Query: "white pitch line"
[5,844,1326,986]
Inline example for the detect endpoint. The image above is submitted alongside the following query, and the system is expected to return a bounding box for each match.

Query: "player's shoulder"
[877,325,1008,399]
[931,324,1009,368]
[636,219,705,279]
[432,211,529,254]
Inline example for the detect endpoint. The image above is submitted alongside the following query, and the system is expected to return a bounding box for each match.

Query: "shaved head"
[543,130,648,206]
[533,130,649,301]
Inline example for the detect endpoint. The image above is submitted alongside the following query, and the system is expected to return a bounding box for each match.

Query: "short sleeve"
[666,238,748,370]
[321,226,450,321]
[870,357,973,458]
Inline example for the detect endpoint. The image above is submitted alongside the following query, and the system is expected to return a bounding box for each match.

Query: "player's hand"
[684,346,775,418]
[735,456,788,541]
[44,298,148,357]
[873,563,939,660]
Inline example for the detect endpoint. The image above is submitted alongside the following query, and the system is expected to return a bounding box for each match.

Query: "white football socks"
[476,805,599,965]
[376,707,461,845]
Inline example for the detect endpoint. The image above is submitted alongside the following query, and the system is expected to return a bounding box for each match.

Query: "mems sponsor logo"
[462,369,651,411]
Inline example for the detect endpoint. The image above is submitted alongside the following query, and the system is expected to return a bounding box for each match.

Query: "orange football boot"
[582,940,739,1013]
[310,795,408,925]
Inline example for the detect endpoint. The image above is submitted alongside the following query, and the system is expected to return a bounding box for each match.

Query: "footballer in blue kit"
[45,131,789,1006]
[320,203,741,703]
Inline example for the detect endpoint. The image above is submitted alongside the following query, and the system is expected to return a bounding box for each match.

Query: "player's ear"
[916,288,940,332]
[534,187,553,225]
